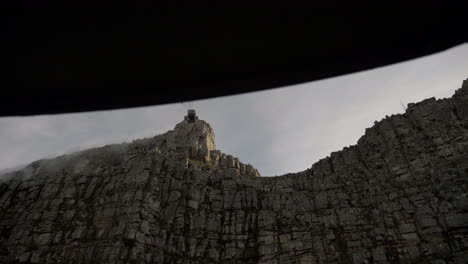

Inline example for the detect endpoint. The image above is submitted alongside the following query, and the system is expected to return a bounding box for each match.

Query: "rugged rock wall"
[0,80,467,264]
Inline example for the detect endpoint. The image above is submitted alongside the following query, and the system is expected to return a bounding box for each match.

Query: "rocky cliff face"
[0,80,468,264]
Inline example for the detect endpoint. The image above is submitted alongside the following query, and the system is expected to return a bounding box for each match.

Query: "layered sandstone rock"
[0,80,467,263]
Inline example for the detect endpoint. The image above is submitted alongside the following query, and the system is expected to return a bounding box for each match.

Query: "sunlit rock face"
[0,80,467,264]
[165,114,216,162]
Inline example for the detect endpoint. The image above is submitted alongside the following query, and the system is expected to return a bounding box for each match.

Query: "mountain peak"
[164,110,216,162]
[150,109,260,177]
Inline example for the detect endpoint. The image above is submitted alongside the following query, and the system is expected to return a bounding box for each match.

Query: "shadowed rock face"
[0,80,467,264]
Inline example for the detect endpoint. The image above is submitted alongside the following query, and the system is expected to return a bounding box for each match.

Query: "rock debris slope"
[1,80,468,264]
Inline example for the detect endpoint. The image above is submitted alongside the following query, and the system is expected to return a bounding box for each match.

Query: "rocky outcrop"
[0,80,467,263]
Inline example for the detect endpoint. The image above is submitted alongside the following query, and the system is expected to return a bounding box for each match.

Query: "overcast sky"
[1,44,467,176]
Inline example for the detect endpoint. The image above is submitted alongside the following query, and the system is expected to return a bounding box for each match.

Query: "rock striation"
[0,80,468,264]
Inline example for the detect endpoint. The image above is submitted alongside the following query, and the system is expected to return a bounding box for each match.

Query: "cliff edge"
[0,80,467,263]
